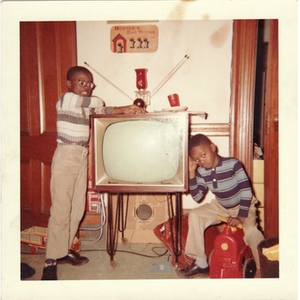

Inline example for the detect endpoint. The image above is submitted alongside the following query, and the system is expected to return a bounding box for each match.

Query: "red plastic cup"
[167,94,180,107]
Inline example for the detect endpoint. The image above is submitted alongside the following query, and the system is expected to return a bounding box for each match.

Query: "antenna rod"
[151,55,190,97]
[84,61,133,101]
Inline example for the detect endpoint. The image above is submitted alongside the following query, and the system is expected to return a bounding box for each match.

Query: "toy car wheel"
[243,258,256,278]
[29,245,38,254]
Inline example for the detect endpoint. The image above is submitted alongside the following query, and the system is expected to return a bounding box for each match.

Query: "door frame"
[229,20,258,178]
[230,19,279,238]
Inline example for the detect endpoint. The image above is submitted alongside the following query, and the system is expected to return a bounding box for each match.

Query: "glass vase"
[135,68,148,90]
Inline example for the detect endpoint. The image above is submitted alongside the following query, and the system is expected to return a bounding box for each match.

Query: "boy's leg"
[185,199,229,262]
[46,146,76,259]
[68,147,88,249]
[241,199,265,269]
[42,146,79,280]
[178,200,230,276]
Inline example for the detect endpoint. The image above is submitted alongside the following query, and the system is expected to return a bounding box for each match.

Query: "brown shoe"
[57,250,89,266]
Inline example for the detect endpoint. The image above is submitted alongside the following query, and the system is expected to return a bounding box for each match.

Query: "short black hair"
[189,134,212,152]
[66,66,92,80]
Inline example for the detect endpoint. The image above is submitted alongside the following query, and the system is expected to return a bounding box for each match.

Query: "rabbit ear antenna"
[84,61,133,101]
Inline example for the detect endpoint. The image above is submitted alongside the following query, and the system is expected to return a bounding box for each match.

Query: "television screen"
[91,113,189,193]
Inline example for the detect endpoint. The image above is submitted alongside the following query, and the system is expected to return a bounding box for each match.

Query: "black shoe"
[57,250,89,266]
[178,262,209,278]
[41,259,57,280]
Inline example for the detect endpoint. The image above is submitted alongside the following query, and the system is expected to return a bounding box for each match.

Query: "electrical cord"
[21,246,169,259]
[21,194,175,259]
[81,246,172,261]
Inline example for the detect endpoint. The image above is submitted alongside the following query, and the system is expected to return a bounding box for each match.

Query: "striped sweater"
[189,156,253,217]
[56,92,113,145]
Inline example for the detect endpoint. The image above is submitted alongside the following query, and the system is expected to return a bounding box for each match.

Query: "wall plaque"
[110,25,158,53]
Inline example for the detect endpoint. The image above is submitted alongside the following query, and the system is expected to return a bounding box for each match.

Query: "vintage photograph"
[1,1,298,299]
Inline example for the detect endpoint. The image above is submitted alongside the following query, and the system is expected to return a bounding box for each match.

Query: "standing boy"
[42,66,145,280]
[178,134,264,277]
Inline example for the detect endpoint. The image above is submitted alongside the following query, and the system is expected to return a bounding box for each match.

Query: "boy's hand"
[114,104,146,114]
[188,156,198,178]
[227,216,245,227]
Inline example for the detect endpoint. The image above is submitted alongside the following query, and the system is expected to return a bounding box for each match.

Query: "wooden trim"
[190,123,230,137]
[263,20,278,238]
[229,20,258,177]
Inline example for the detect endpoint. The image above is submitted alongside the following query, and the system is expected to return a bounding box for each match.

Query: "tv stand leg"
[106,193,118,265]
[106,192,183,269]
[171,192,182,268]
[117,194,129,243]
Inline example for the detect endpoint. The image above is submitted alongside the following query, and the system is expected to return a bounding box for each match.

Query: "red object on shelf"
[167,93,180,107]
[135,68,148,90]
[209,225,256,278]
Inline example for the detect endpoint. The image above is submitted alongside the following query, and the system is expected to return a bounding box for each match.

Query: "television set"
[91,112,189,193]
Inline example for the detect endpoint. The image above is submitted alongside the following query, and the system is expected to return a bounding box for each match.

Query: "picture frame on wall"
[110,23,159,53]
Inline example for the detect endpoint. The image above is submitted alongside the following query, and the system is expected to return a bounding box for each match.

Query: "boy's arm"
[111,105,146,115]
[95,104,146,115]
[189,157,207,202]
[59,92,104,109]
[234,160,253,218]
[189,177,207,202]
[224,160,252,228]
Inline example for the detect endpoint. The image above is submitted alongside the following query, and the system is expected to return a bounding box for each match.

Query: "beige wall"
[76,20,232,121]
[76,20,233,208]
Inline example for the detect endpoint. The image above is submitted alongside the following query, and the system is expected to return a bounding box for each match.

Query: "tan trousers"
[185,198,265,269]
[46,144,88,259]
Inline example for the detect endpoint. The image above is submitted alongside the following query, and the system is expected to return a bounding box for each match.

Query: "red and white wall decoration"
[110,25,158,53]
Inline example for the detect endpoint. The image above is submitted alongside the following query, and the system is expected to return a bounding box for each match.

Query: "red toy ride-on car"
[209,217,256,278]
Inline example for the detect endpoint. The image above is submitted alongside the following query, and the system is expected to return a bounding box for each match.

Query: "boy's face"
[189,143,219,169]
[67,71,94,97]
